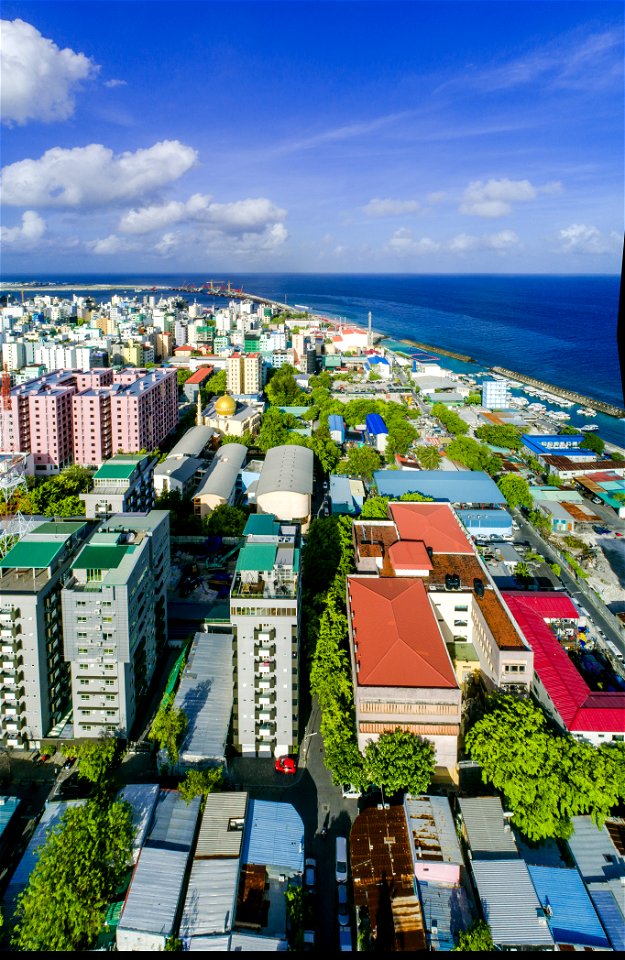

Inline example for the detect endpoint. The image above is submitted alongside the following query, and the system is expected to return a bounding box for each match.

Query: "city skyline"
[1,0,623,274]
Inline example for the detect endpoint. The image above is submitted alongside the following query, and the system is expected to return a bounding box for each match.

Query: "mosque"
[197,391,262,438]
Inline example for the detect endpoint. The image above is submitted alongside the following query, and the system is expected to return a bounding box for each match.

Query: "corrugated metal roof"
[169,425,215,459]
[374,470,507,505]
[180,858,240,936]
[186,935,232,951]
[527,865,608,947]
[145,791,201,852]
[174,632,233,766]
[366,413,388,435]
[256,445,314,497]
[117,784,160,858]
[185,932,288,951]
[471,859,554,946]
[236,542,278,572]
[194,444,248,501]
[404,795,463,867]
[0,796,20,840]
[418,880,472,951]
[241,800,304,875]
[195,793,248,859]
[118,847,189,936]
[456,508,512,530]
[244,514,280,537]
[588,885,625,951]
[458,797,519,859]
[567,816,625,883]
[328,414,345,431]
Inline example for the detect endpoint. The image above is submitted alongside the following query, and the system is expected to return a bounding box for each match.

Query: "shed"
[471,859,554,948]
[117,847,190,951]
[527,865,609,949]
[457,797,519,860]
[180,858,240,937]
[456,508,512,537]
[566,815,625,883]
[117,783,160,863]
[418,881,472,951]
[241,800,304,878]
[404,795,463,886]
[588,884,625,951]
[171,632,234,771]
[329,474,365,515]
[195,792,248,859]
[328,414,346,444]
[145,791,201,853]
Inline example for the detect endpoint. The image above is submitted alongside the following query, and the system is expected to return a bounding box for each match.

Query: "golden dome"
[215,393,236,417]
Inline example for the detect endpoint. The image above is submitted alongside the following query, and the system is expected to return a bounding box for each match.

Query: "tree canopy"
[13,799,133,951]
[474,423,523,451]
[265,364,306,406]
[179,767,223,803]
[415,444,442,470]
[431,403,469,435]
[149,694,188,766]
[446,436,501,475]
[465,695,625,840]
[203,503,248,537]
[580,433,605,456]
[13,465,92,517]
[204,369,227,396]
[363,729,435,796]
[497,473,532,509]
[61,737,117,784]
[336,445,381,481]
[454,920,494,952]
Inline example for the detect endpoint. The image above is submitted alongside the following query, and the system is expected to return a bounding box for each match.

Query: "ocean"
[4,272,623,441]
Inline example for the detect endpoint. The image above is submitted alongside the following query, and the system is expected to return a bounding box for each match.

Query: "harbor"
[491,367,625,420]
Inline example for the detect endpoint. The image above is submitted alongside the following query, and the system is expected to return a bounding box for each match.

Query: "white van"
[335,836,348,883]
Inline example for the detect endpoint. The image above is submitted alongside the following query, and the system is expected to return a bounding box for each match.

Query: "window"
[77,617,87,624]
[102,616,113,624]
[78,647,88,655]
[80,694,90,701]
[79,664,89,671]
[104,648,114,655]
[105,679,115,686]
[77,632,87,640]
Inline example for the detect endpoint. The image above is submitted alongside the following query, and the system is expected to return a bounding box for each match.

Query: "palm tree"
[416,445,442,470]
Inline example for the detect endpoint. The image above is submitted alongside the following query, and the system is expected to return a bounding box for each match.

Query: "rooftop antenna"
[367,311,373,349]
[196,387,203,426]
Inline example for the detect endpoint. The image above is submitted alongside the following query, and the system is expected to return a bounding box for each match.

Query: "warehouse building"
[193,443,248,519]
[255,445,314,528]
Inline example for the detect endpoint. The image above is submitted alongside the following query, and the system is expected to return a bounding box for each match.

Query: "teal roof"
[237,542,277,572]
[0,796,20,839]
[73,544,132,571]
[33,521,87,535]
[279,406,309,418]
[0,539,66,569]
[94,462,139,480]
[243,515,280,536]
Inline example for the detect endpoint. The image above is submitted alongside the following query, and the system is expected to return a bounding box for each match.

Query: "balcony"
[254,645,276,659]
[256,661,275,675]
[255,677,276,691]
[255,691,276,707]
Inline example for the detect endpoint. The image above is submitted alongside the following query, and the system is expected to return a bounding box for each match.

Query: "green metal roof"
[446,640,479,662]
[237,542,277,572]
[94,462,139,480]
[0,539,65,569]
[73,544,131,571]
[243,514,280,536]
[33,521,87,536]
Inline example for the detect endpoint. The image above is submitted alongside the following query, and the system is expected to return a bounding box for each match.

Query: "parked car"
[337,883,350,926]
[275,756,297,775]
[335,836,348,883]
[39,753,51,764]
[341,783,360,799]
[304,857,316,890]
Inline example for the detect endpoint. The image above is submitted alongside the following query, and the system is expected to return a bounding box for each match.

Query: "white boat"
[580,424,599,432]
[550,411,571,421]
[577,407,596,416]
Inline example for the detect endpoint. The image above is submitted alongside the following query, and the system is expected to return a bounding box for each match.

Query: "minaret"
[367,311,373,349]
[196,386,203,426]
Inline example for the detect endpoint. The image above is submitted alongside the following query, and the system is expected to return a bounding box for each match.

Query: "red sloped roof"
[389,502,473,554]
[185,366,214,384]
[503,592,625,733]
[387,540,433,572]
[348,576,457,689]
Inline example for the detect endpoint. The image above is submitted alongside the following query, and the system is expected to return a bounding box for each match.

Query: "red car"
[275,756,297,775]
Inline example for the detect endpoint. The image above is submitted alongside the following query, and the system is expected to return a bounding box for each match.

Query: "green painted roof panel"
[243,514,280,536]
[0,540,65,569]
[73,544,131,571]
[236,542,277,572]
[33,521,87,535]
[94,463,139,480]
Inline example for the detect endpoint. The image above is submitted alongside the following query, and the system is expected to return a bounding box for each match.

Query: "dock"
[388,338,474,363]
[491,367,625,419]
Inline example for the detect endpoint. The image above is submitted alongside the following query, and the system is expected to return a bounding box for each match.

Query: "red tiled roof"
[348,576,457,689]
[389,502,473,555]
[387,540,432,572]
[503,592,625,733]
[185,366,214,384]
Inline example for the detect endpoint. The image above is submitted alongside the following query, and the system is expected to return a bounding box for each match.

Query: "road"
[510,507,625,660]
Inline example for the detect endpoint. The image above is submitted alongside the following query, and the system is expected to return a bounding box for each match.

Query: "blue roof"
[328,414,345,430]
[528,866,609,948]
[456,508,512,530]
[365,413,388,435]
[366,355,390,366]
[329,475,365,514]
[589,888,625,951]
[241,799,304,876]
[374,470,506,504]
[521,435,587,457]
[243,514,280,537]
[0,796,20,841]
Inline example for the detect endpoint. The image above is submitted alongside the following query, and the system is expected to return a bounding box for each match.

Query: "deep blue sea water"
[4,272,623,440]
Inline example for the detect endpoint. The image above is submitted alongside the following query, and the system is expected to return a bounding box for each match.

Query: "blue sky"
[1,0,622,274]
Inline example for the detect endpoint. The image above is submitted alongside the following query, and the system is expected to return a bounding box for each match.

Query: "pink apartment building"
[0,368,178,471]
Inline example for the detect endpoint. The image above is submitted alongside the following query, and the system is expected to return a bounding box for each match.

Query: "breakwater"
[492,367,625,419]
[390,338,473,363]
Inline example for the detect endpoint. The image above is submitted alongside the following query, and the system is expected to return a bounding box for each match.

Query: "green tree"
[61,737,117,784]
[514,561,532,583]
[285,884,307,950]
[465,695,625,840]
[431,402,469,436]
[447,437,501,475]
[528,507,551,534]
[13,799,133,951]
[360,496,390,519]
[179,767,223,803]
[336,446,381,481]
[474,424,523,451]
[220,431,254,447]
[415,445,442,470]
[302,517,343,597]
[265,364,305,406]
[580,433,605,456]
[177,368,193,387]
[204,369,227,396]
[363,729,436,796]
[464,392,482,406]
[497,473,532,509]
[256,406,290,452]
[149,695,188,766]
[308,426,342,472]
[454,920,494,952]
[203,503,248,537]
[549,562,561,577]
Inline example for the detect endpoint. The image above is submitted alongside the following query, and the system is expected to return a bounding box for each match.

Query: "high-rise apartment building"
[482,379,509,409]
[62,511,170,739]
[80,454,156,518]
[229,514,301,757]
[227,353,262,396]
[0,521,90,748]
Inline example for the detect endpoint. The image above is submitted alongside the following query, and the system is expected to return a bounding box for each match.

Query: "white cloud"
[449,230,520,252]
[362,197,421,218]
[1,140,198,207]
[87,234,138,255]
[154,232,179,256]
[387,228,440,255]
[0,210,45,248]
[460,178,562,217]
[426,191,448,205]
[119,194,286,235]
[557,224,621,255]
[104,79,127,89]
[0,19,98,125]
